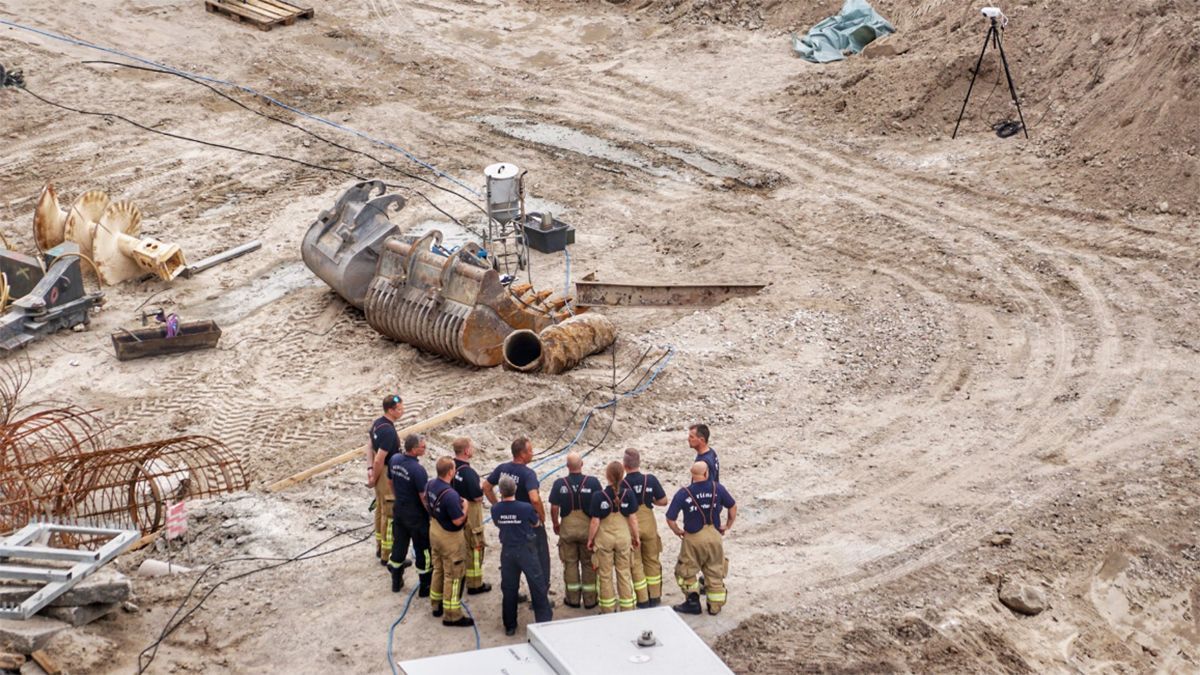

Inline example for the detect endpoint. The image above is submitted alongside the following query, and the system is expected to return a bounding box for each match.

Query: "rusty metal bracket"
[574,272,765,308]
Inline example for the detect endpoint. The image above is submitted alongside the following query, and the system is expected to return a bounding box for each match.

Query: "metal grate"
[0,521,137,620]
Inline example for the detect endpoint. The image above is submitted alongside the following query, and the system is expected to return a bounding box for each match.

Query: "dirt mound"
[714,451,1200,672]
[595,0,1200,214]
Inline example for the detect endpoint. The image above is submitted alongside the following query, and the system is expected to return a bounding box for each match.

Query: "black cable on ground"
[16,86,370,183]
[992,120,1024,138]
[137,525,373,673]
[81,60,491,221]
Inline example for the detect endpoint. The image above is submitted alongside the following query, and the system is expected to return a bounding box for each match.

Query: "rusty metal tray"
[111,320,221,361]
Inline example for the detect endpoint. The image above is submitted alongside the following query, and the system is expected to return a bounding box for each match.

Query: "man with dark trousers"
[482,437,550,592]
[451,437,491,595]
[688,423,720,484]
[426,456,474,627]
[549,452,602,608]
[388,434,431,596]
[368,395,404,565]
[621,447,668,607]
[491,475,553,636]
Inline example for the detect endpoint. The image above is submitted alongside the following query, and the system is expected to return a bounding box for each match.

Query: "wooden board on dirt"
[205,0,314,31]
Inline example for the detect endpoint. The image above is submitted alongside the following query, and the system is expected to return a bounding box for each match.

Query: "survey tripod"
[952,14,1029,139]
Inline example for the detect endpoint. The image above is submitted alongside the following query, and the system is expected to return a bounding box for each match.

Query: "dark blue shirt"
[370,416,400,463]
[549,473,602,518]
[695,449,720,484]
[452,459,484,502]
[389,453,428,514]
[426,478,465,532]
[491,500,539,547]
[486,462,540,504]
[666,480,735,534]
[622,471,666,509]
[589,485,638,520]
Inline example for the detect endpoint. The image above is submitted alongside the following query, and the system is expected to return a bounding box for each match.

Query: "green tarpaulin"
[792,0,895,63]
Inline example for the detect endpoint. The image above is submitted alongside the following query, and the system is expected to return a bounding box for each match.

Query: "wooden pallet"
[205,0,314,31]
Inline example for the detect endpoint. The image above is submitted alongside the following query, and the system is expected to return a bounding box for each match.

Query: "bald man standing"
[665,461,737,616]
[549,452,602,609]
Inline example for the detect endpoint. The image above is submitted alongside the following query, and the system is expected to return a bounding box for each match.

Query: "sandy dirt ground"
[1,0,1198,672]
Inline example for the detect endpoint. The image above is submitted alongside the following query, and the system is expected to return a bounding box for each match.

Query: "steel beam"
[573,278,765,308]
[183,240,262,278]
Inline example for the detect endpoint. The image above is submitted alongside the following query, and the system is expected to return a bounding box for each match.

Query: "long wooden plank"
[267,405,470,492]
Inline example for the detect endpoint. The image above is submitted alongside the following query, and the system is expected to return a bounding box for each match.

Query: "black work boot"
[648,597,661,608]
[467,582,493,595]
[636,600,651,609]
[432,604,444,618]
[388,559,412,592]
[443,616,475,627]
[673,592,702,615]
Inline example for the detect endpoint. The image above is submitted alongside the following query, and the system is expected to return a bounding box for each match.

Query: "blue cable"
[530,345,677,480]
[461,600,482,650]
[0,18,480,197]
[563,248,575,316]
[386,583,420,675]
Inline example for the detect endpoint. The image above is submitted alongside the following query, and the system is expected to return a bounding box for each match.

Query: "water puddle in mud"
[475,115,684,181]
[195,260,322,324]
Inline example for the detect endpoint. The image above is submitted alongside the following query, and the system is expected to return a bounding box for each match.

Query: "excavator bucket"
[300,180,405,309]
[364,231,574,367]
[301,181,583,367]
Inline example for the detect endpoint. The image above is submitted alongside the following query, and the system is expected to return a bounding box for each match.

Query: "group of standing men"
[367,394,738,634]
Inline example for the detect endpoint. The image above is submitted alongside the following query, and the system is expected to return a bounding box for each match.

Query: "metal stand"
[952,17,1029,139]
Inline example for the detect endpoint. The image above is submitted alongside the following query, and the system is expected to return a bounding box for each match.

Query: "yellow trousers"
[463,501,486,589]
[558,511,597,606]
[593,514,635,613]
[675,525,729,613]
[628,506,662,601]
[374,480,394,563]
[429,520,467,620]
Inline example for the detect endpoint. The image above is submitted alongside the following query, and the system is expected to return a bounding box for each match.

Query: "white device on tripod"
[980,7,1008,26]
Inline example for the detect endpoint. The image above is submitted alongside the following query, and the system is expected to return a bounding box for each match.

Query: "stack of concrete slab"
[0,568,131,654]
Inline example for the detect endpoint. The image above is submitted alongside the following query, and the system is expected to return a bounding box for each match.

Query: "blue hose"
[386,583,420,675]
[461,600,482,650]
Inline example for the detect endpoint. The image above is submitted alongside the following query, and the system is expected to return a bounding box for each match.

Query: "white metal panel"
[398,642,557,675]
[527,607,734,675]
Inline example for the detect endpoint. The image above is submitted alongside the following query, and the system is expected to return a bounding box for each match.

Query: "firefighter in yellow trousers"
[550,452,602,608]
[587,461,641,613]
[426,456,474,627]
[666,461,737,615]
[367,395,404,565]
[451,438,492,595]
[621,448,668,607]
